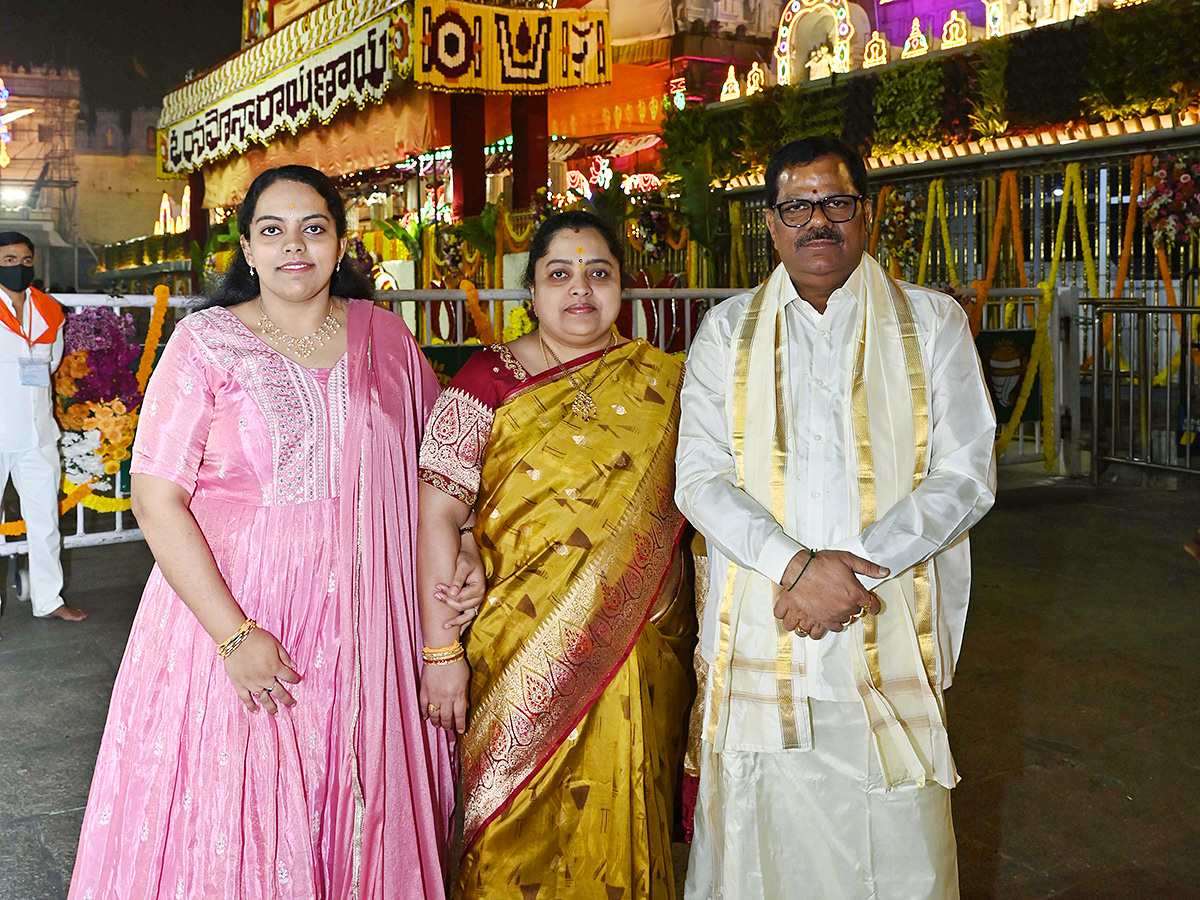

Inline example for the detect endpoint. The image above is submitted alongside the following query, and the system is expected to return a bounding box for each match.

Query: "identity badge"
[18,356,51,387]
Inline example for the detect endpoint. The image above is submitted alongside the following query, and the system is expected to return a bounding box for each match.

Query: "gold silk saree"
[455,340,696,900]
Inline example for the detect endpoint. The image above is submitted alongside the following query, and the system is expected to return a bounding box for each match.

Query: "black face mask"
[0,263,35,294]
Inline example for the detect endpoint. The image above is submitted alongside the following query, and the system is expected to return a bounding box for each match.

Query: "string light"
[941,10,969,48]
[901,18,930,58]
[863,31,888,68]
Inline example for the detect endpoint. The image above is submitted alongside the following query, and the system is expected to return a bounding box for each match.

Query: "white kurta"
[676,266,997,701]
[675,260,996,899]
[1,288,66,616]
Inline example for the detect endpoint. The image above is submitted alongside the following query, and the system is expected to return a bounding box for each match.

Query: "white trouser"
[0,444,64,616]
[686,698,959,900]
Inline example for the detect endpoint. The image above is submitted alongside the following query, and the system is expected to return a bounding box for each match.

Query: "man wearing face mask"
[0,231,86,623]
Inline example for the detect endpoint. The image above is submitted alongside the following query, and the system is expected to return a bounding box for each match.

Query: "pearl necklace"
[257,302,340,359]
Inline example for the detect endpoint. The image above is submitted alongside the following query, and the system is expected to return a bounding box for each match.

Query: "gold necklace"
[538,331,615,422]
[257,301,340,359]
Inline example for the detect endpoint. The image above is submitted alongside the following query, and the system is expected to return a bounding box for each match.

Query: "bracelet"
[423,640,464,665]
[216,618,258,660]
[786,548,817,591]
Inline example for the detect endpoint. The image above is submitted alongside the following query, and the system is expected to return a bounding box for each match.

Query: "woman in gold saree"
[416,211,696,899]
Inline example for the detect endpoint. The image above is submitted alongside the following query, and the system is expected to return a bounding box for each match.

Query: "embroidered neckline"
[490,343,529,381]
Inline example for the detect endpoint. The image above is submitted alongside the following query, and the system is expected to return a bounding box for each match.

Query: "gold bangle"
[422,640,464,663]
[424,650,465,666]
[217,618,258,660]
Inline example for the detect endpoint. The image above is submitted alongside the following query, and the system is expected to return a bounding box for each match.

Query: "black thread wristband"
[786,547,817,590]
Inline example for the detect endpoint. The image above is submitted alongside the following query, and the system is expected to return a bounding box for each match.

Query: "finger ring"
[794,627,809,637]
[427,703,440,715]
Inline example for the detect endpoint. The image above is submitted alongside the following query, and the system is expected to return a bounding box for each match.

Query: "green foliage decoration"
[778,83,848,145]
[1083,0,1200,120]
[873,60,945,156]
[190,218,239,288]
[969,37,1009,140]
[451,202,499,259]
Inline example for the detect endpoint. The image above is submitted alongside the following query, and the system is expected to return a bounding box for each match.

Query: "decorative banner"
[415,0,609,94]
[163,16,393,173]
[976,330,1041,425]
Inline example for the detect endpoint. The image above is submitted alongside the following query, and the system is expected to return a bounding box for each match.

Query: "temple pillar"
[450,93,487,218]
[511,94,549,209]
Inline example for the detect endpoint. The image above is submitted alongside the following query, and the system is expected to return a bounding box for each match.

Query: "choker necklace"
[257,302,340,359]
[539,331,615,422]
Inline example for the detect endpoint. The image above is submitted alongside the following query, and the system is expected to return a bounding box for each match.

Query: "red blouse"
[417,344,529,505]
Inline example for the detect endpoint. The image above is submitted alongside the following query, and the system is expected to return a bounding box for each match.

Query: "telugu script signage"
[162,17,393,174]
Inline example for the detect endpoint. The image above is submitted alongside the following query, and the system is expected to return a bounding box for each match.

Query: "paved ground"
[1,474,1198,899]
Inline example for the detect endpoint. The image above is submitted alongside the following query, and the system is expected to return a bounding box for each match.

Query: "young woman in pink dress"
[69,166,457,899]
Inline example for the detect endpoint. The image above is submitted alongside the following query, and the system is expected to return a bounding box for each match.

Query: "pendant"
[570,390,598,422]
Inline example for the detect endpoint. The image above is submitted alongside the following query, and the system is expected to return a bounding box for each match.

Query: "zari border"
[705,281,769,746]
[460,403,685,848]
[851,309,882,689]
[886,277,936,684]
[771,302,800,749]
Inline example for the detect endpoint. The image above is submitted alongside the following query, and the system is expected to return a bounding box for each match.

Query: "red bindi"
[573,228,581,233]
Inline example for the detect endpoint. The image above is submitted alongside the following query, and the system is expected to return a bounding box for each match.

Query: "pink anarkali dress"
[69,300,454,900]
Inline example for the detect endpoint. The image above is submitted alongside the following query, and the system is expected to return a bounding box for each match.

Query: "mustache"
[795,226,844,248]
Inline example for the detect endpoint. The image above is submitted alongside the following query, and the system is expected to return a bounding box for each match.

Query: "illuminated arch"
[774,0,855,86]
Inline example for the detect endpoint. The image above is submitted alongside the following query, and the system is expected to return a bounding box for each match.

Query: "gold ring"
[427,703,440,716]
[794,627,809,637]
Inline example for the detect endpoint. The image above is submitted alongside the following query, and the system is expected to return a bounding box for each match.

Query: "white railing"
[2,284,1080,562]
[1,293,192,559]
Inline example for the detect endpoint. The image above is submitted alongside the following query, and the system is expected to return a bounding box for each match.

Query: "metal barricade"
[976,287,1078,471]
[1,292,193,559]
[375,288,744,351]
[1089,304,1200,482]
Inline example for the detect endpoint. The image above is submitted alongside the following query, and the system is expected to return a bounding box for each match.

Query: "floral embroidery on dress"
[418,385,495,505]
[179,308,348,505]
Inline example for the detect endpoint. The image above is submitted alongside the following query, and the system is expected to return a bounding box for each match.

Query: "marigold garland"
[995,163,1098,471]
[461,279,496,345]
[915,179,959,288]
[968,170,1028,338]
[137,286,170,391]
[0,479,97,537]
[0,289,173,535]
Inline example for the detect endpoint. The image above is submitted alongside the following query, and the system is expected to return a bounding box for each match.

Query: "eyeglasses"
[771,194,863,228]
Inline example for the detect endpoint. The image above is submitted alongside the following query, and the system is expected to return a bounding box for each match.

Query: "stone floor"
[1,474,1197,899]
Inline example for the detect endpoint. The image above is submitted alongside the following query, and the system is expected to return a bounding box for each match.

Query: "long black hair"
[205,164,375,308]
[522,209,625,289]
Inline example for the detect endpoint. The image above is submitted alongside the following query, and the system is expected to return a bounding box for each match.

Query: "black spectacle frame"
[771,194,864,228]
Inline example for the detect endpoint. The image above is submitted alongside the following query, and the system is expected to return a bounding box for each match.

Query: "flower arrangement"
[54,307,144,485]
[503,303,535,342]
[633,202,670,260]
[1139,154,1200,248]
[877,190,925,281]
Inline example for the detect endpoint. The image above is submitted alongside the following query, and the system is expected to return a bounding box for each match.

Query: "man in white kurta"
[677,138,995,899]
[0,231,86,622]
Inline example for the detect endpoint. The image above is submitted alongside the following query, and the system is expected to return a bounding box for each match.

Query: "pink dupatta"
[338,300,455,899]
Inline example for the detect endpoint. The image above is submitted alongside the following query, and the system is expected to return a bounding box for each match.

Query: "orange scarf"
[0,287,65,345]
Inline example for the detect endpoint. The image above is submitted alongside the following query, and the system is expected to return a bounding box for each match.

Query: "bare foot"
[48,604,88,621]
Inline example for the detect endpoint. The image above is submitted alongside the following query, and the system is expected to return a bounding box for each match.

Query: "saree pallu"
[455,341,696,900]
